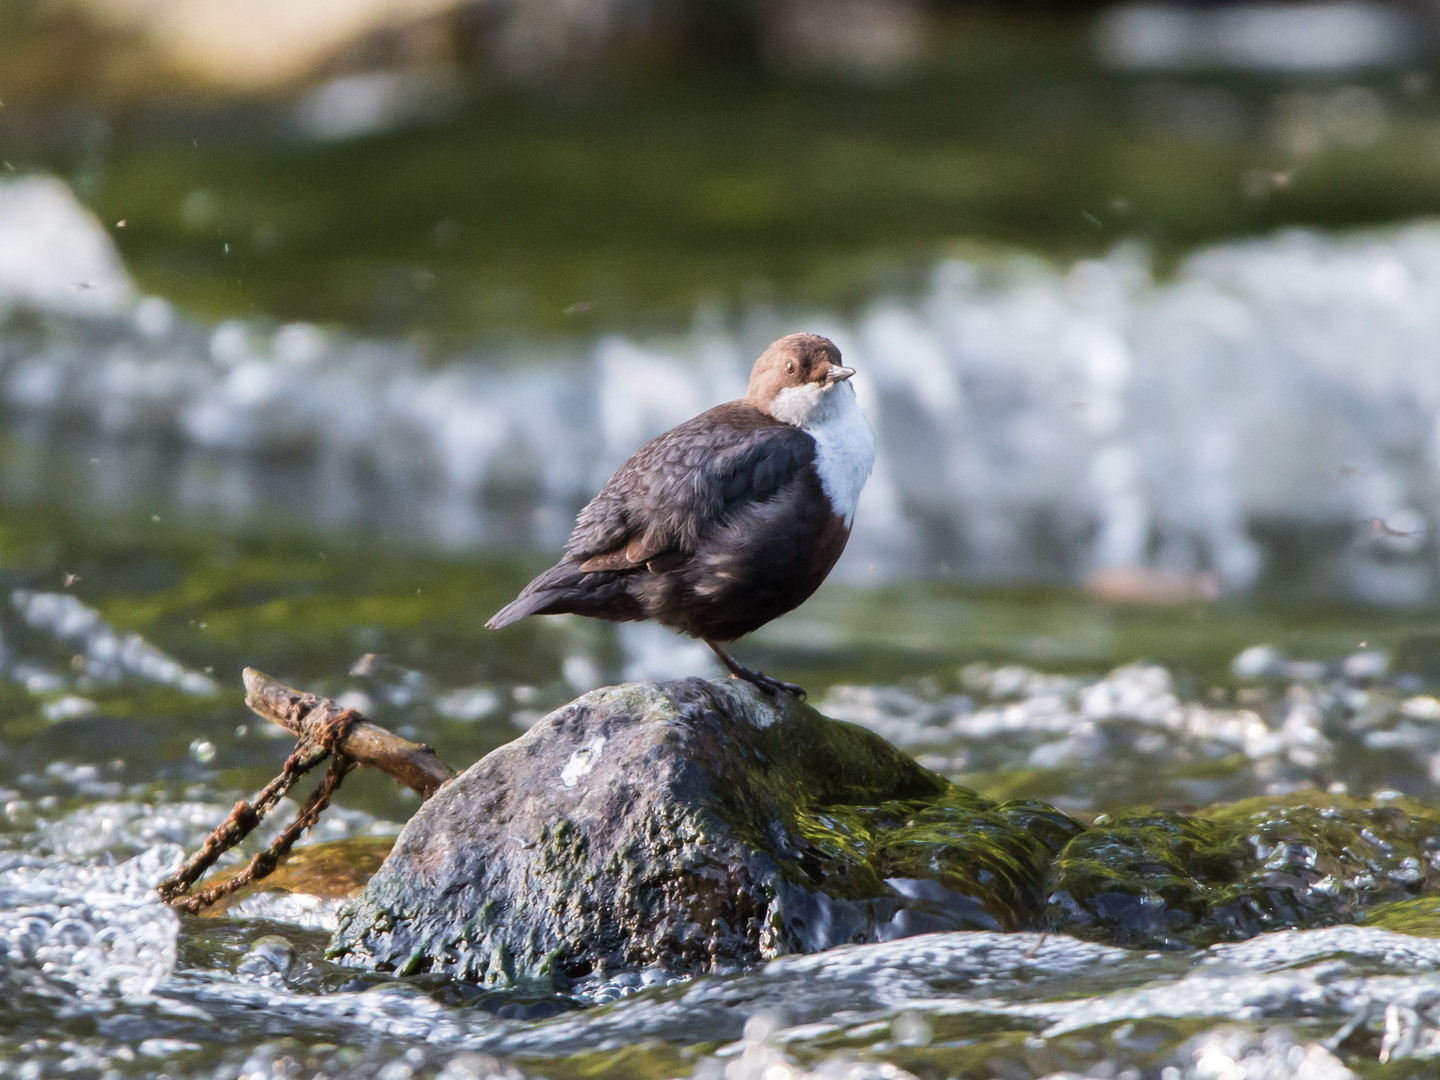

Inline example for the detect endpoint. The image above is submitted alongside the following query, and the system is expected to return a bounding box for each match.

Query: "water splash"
[0,844,180,1003]
[12,590,217,695]
[819,647,1440,811]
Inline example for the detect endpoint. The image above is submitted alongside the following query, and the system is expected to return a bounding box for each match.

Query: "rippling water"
[4,555,1440,1077]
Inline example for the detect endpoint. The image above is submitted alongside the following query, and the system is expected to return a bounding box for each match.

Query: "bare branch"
[243,667,458,799]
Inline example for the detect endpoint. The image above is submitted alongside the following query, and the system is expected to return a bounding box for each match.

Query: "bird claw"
[770,678,808,701]
[734,670,807,701]
[705,639,807,700]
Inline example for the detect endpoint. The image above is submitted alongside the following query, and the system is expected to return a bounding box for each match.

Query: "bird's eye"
[785,361,795,375]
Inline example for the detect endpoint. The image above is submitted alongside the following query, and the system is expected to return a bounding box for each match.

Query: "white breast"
[776,382,874,524]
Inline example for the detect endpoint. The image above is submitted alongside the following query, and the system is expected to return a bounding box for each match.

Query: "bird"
[487,333,875,699]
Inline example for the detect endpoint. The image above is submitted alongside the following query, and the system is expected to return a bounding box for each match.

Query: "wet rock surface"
[333,679,1440,983]
[330,678,1083,985]
[1048,793,1440,948]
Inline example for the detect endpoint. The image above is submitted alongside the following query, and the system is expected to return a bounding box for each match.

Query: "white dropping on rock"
[561,735,606,787]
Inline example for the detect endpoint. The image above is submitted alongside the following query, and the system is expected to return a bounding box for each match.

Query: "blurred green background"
[5,0,1440,340]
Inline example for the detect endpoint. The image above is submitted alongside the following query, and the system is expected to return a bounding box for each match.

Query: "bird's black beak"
[825,364,856,383]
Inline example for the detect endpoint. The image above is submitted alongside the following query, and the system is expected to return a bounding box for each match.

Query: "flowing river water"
[7,153,1440,1078]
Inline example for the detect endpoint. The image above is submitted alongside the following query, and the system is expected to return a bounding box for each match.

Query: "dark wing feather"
[485,403,815,630]
[568,402,816,570]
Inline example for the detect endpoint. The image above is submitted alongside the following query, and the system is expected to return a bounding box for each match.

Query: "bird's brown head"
[744,334,856,425]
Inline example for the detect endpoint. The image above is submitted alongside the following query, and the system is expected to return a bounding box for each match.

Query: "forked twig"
[242,668,456,798]
[163,754,354,914]
[157,669,458,912]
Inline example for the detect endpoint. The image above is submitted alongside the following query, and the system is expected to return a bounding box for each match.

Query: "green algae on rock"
[327,681,1440,984]
[1045,792,1440,949]
[329,678,1083,986]
[1362,897,1440,938]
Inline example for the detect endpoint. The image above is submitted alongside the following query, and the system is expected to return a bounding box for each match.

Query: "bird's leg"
[704,639,806,701]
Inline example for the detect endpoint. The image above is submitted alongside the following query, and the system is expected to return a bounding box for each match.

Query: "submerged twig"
[156,737,332,906]
[157,669,458,912]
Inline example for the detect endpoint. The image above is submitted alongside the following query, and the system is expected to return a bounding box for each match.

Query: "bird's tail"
[485,560,639,629]
[485,590,556,630]
[485,562,579,629]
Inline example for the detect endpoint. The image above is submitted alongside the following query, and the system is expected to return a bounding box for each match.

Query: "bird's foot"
[704,639,806,700]
[730,665,807,701]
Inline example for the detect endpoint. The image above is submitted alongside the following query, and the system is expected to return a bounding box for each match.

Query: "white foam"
[1095,2,1417,74]
[11,589,218,695]
[6,178,1440,599]
[0,845,180,1002]
[0,176,134,317]
[617,622,724,682]
[815,650,1440,808]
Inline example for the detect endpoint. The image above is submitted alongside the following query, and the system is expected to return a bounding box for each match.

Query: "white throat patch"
[770,381,875,524]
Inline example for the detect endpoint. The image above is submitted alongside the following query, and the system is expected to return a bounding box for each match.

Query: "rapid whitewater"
[3,173,1439,603]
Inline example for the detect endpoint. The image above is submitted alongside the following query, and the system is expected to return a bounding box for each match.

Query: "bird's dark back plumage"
[567,402,815,562]
[486,402,822,635]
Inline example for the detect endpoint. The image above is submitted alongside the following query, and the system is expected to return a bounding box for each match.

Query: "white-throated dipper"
[487,333,875,698]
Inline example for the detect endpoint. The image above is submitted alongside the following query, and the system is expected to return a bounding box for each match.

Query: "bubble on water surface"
[1175,1026,1355,1080]
[0,844,180,1002]
[890,1011,932,1047]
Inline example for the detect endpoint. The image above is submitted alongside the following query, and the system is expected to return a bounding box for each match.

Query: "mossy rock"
[327,681,1440,984]
[328,678,1083,987]
[1045,792,1440,948]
